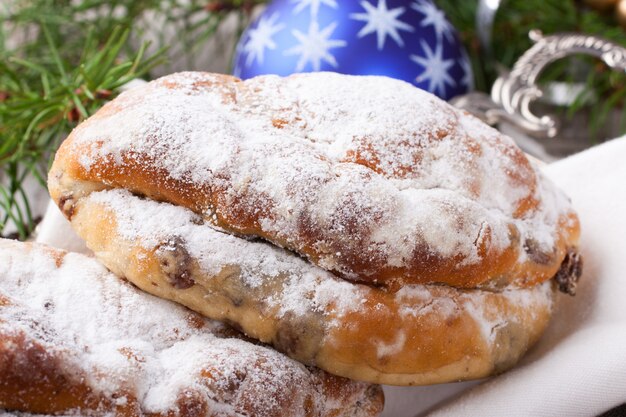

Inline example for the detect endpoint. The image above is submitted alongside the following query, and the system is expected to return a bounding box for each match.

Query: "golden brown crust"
[0,330,110,414]
[64,190,556,386]
[48,72,581,290]
[0,239,383,416]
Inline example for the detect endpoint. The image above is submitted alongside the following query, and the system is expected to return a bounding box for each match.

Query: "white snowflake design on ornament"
[411,39,456,97]
[350,0,414,50]
[244,13,285,67]
[285,21,347,71]
[411,0,455,42]
[291,0,338,17]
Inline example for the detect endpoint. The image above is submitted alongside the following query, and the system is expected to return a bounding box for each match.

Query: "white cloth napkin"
[36,137,626,417]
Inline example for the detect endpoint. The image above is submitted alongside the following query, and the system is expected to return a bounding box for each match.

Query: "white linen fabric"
[36,202,90,254]
[35,137,626,417]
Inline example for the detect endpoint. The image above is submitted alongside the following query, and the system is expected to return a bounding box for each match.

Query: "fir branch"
[0,25,165,239]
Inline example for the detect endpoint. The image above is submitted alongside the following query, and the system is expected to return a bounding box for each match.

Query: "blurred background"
[1,0,626,239]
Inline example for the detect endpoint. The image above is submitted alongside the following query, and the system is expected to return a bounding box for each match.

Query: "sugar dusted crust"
[49,71,580,289]
[46,71,581,386]
[0,239,383,416]
[65,189,555,385]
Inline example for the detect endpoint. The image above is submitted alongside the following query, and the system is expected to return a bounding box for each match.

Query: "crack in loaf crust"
[48,72,581,289]
[0,239,383,416]
[60,189,557,386]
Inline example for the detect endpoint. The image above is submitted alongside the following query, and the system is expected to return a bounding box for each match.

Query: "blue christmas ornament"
[233,0,473,100]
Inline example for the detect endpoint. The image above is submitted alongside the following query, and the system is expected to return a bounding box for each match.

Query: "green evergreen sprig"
[0,26,165,238]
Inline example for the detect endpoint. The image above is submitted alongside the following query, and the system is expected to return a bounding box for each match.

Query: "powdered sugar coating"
[87,189,368,321]
[0,239,377,416]
[85,189,555,363]
[67,72,576,285]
